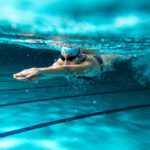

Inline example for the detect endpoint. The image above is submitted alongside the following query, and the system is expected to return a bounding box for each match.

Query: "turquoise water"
[0,0,150,149]
[0,35,150,150]
[0,0,150,36]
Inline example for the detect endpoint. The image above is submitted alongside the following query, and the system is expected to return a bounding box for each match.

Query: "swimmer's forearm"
[39,67,68,76]
[38,66,87,76]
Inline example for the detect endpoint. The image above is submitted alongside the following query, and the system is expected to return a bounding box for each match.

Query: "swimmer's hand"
[13,68,42,81]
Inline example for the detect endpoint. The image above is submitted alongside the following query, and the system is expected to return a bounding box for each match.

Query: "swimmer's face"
[60,53,79,65]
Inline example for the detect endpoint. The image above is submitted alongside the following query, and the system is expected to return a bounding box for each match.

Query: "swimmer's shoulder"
[82,55,101,69]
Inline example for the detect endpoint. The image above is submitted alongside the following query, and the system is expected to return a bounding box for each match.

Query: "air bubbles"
[101,38,104,42]
[73,138,78,141]
[74,109,78,112]
[93,100,97,104]
[25,89,29,93]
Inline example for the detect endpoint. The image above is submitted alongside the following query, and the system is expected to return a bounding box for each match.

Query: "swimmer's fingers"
[13,74,25,79]
[22,68,40,79]
[14,75,41,81]
[13,73,25,77]
[13,68,40,80]
[13,73,21,78]
[13,73,28,79]
[13,73,34,80]
[20,74,42,81]
[17,73,37,80]
[13,70,28,78]
[13,76,27,81]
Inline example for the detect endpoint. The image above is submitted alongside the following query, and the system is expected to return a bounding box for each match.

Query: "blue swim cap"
[61,47,80,55]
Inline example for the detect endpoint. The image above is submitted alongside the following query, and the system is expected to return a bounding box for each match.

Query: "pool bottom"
[0,66,150,150]
[0,106,150,150]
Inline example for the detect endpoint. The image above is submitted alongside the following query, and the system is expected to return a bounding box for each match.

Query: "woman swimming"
[13,42,122,82]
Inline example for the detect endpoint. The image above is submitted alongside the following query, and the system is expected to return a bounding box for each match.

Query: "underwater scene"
[0,0,150,150]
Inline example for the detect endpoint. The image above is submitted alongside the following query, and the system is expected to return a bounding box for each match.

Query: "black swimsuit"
[76,54,103,80]
[93,55,103,71]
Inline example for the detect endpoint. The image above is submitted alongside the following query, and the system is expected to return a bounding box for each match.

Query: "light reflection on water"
[0,1,150,149]
[0,0,150,36]
[0,35,150,54]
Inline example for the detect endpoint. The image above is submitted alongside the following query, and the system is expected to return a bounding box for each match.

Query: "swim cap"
[61,47,80,55]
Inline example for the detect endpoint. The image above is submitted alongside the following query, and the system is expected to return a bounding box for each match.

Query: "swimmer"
[13,45,124,82]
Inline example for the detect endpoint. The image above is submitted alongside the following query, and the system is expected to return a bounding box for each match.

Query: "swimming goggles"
[60,49,81,61]
[60,55,77,61]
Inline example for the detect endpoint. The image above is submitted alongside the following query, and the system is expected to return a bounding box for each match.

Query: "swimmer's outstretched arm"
[13,60,95,81]
[39,61,94,77]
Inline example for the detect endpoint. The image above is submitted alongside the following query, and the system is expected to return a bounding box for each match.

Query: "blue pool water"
[0,34,150,150]
[0,0,150,149]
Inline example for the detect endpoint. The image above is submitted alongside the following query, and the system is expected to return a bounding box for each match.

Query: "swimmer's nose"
[64,60,70,65]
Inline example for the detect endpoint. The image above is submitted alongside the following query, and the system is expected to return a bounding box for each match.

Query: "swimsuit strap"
[80,54,103,71]
[93,55,103,71]
[75,55,103,80]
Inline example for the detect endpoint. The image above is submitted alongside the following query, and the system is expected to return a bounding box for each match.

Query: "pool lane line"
[0,84,71,92]
[0,87,150,108]
[0,103,150,138]
[0,81,98,92]
[0,80,118,92]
